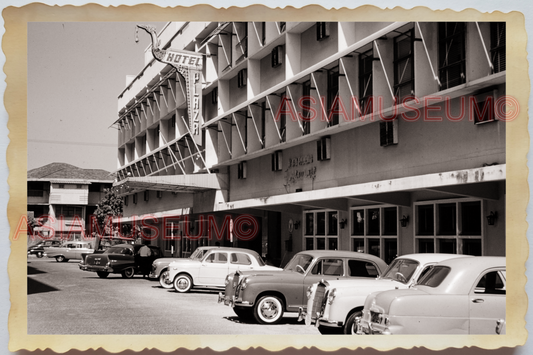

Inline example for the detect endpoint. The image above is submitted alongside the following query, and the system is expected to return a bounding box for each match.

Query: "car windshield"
[416,266,450,288]
[284,254,314,274]
[380,258,419,284]
[190,248,210,260]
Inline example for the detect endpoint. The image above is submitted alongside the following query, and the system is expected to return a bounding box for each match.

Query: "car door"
[64,243,76,259]
[228,252,254,275]
[469,269,506,334]
[197,251,229,286]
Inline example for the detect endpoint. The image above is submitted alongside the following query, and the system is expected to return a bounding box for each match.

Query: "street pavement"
[27,255,321,335]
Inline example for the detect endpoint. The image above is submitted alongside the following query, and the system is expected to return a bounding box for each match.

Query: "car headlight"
[327,288,337,304]
[110,259,117,263]
[240,277,249,290]
[306,285,313,300]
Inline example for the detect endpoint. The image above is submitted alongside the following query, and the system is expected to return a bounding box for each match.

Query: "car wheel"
[36,251,43,258]
[173,274,193,293]
[233,306,254,320]
[55,256,65,263]
[254,295,284,324]
[159,270,173,289]
[344,311,363,334]
[121,268,135,279]
[97,271,109,279]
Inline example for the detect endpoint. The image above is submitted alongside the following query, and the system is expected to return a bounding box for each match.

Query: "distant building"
[113,22,506,265]
[27,163,114,241]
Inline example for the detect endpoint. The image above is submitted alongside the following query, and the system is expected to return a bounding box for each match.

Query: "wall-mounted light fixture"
[294,221,300,230]
[486,211,498,226]
[339,219,348,229]
[400,215,409,227]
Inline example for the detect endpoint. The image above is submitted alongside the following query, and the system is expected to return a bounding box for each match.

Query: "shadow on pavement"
[224,315,304,326]
[27,277,59,295]
[27,265,47,275]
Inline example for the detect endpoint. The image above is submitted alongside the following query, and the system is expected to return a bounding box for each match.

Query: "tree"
[93,188,123,250]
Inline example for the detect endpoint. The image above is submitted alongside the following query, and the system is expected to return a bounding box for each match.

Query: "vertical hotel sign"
[136,25,204,146]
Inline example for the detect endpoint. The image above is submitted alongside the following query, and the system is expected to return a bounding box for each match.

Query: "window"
[304,210,339,251]
[231,253,252,265]
[238,161,247,179]
[380,120,398,147]
[279,93,287,142]
[205,252,228,264]
[317,136,331,161]
[438,22,466,90]
[327,65,340,126]
[164,220,180,253]
[415,199,483,255]
[359,49,373,115]
[278,22,286,33]
[57,206,83,218]
[133,193,138,204]
[301,80,312,135]
[76,184,83,189]
[237,69,247,88]
[348,260,380,278]
[311,258,343,276]
[474,270,506,294]
[490,22,506,73]
[271,45,283,68]
[350,206,399,264]
[261,102,266,148]
[271,150,283,171]
[211,87,218,105]
[144,190,150,202]
[394,29,415,102]
[58,184,65,189]
[316,22,330,41]
[124,196,129,206]
[417,266,451,288]
[473,91,496,124]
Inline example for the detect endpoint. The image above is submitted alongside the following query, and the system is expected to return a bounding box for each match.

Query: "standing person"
[138,242,152,278]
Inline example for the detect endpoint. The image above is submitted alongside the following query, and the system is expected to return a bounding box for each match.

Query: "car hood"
[153,258,182,265]
[168,259,201,266]
[239,269,300,282]
[324,277,404,294]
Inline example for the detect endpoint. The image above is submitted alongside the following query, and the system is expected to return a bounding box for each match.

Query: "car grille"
[370,311,382,324]
[309,283,327,320]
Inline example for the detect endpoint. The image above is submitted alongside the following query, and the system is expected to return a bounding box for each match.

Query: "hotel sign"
[136,25,204,146]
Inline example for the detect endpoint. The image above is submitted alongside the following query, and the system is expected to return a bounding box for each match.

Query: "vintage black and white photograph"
[6,3,529,353]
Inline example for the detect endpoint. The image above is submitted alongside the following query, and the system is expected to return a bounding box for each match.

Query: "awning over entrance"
[213,164,506,212]
[113,174,224,196]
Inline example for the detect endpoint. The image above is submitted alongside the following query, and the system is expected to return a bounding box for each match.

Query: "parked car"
[150,246,216,289]
[27,240,62,258]
[218,250,388,324]
[45,241,94,262]
[302,253,471,334]
[359,256,506,335]
[79,244,162,279]
[166,247,281,293]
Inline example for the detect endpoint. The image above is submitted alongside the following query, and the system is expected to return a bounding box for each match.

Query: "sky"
[27,21,165,173]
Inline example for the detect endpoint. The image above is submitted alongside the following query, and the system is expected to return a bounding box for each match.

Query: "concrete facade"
[113,21,506,266]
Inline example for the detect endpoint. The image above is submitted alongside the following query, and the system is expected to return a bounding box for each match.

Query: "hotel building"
[113,21,506,265]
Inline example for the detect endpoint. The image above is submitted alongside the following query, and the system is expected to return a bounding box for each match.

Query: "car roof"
[295,250,387,268]
[393,253,474,264]
[420,256,506,294]
[198,246,261,255]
